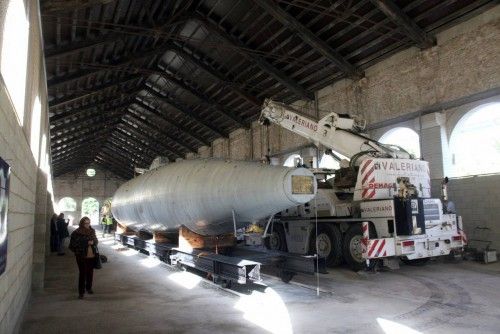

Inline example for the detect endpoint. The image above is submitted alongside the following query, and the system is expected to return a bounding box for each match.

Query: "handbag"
[86,245,94,258]
[93,245,102,269]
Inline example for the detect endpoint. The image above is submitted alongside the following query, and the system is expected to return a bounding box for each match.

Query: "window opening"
[449,103,500,176]
[379,127,420,158]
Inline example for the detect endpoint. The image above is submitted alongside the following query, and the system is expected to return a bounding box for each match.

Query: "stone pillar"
[32,170,48,290]
[414,112,447,197]
[212,138,230,158]
[301,147,318,168]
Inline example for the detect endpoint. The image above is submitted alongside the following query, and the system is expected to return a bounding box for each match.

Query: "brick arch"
[449,102,500,177]
[379,127,420,158]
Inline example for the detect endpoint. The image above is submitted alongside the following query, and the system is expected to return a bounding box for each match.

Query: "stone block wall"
[447,175,500,251]
[316,6,500,123]
[0,1,53,332]
[52,166,125,225]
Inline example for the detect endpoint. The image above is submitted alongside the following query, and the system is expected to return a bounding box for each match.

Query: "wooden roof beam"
[52,149,96,164]
[42,0,112,13]
[115,125,180,160]
[156,65,249,128]
[45,34,118,60]
[47,44,170,89]
[50,92,139,124]
[370,0,436,49]
[193,14,314,101]
[49,75,144,109]
[168,43,261,107]
[52,136,107,161]
[117,124,181,160]
[97,150,138,175]
[51,121,118,145]
[51,108,124,134]
[94,155,134,180]
[102,142,151,167]
[109,132,157,161]
[107,135,154,161]
[252,0,363,80]
[133,100,210,147]
[143,86,227,138]
[123,111,197,153]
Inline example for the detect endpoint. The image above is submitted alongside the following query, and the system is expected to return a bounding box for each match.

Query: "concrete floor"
[21,234,500,334]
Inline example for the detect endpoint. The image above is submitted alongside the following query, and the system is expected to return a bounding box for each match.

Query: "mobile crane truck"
[259,99,466,270]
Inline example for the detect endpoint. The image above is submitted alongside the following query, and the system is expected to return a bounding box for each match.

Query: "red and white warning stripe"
[361,222,369,255]
[457,216,467,245]
[367,239,387,258]
[458,229,468,245]
[360,159,376,199]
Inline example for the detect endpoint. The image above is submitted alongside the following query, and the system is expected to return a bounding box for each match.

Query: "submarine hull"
[111,159,316,235]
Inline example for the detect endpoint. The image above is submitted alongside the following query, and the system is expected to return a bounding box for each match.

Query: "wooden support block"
[136,230,153,240]
[117,223,135,235]
[153,231,176,244]
[178,226,236,251]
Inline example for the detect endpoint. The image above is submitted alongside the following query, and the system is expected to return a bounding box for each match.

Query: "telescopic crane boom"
[259,99,412,163]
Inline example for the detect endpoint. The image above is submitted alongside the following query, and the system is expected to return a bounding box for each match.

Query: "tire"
[279,270,295,283]
[264,224,287,251]
[401,257,430,266]
[343,223,376,271]
[309,224,342,267]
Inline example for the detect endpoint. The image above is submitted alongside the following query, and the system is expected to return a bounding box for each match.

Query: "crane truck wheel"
[309,225,342,267]
[264,224,287,252]
[343,223,376,271]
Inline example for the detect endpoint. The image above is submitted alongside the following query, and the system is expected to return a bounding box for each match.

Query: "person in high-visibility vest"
[101,215,113,237]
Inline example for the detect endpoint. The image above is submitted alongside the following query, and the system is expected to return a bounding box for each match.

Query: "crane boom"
[260,99,412,163]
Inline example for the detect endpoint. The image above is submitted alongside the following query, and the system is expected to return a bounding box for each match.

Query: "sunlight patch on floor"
[377,318,422,334]
[140,257,161,268]
[168,271,202,289]
[234,287,292,334]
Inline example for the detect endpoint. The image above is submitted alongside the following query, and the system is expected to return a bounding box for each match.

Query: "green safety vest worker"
[102,216,113,225]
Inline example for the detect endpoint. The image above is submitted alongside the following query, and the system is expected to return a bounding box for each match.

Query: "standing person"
[49,213,58,253]
[101,215,113,237]
[56,213,69,255]
[69,216,98,299]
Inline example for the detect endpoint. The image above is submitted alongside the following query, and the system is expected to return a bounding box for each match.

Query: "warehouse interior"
[0,0,499,333]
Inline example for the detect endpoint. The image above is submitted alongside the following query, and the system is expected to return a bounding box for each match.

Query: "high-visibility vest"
[103,217,113,225]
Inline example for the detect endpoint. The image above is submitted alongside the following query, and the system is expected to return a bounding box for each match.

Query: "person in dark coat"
[49,213,58,253]
[69,216,98,299]
[56,213,69,255]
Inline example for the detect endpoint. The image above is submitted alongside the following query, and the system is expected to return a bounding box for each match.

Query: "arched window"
[1,0,29,125]
[449,103,500,177]
[319,154,339,170]
[82,197,100,225]
[283,154,302,167]
[101,198,113,216]
[319,150,349,169]
[30,97,42,165]
[379,127,420,158]
[58,197,76,212]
